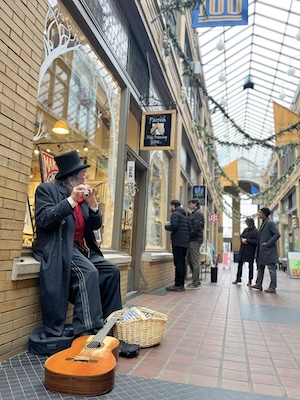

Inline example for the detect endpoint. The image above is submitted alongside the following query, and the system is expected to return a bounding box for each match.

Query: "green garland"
[157,1,300,221]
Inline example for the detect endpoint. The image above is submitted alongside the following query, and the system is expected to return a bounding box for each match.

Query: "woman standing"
[232,218,258,286]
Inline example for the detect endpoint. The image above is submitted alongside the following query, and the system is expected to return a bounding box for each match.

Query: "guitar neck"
[93,317,118,344]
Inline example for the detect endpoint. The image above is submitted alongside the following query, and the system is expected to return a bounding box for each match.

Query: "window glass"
[146,151,169,249]
[25,1,121,249]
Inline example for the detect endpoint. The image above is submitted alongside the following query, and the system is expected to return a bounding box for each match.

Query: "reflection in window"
[146,151,169,249]
[27,2,121,249]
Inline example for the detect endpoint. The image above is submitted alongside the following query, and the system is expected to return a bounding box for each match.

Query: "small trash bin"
[211,267,218,282]
[233,251,239,263]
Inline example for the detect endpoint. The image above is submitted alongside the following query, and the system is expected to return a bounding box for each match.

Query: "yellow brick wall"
[0,0,47,361]
[140,260,174,293]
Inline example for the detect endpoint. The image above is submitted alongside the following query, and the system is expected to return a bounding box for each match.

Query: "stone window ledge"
[141,251,173,263]
[12,252,132,281]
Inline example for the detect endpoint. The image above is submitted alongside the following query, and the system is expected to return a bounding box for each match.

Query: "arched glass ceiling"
[198,0,300,171]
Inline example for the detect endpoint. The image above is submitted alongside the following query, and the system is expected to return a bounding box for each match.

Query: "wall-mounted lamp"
[52,120,69,135]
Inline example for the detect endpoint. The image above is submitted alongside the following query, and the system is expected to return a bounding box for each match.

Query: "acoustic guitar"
[44,317,119,396]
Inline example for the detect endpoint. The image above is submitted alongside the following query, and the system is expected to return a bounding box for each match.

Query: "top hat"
[54,150,90,180]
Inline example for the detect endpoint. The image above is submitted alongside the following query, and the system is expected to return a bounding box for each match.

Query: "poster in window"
[39,151,59,182]
[23,199,34,235]
[140,110,176,150]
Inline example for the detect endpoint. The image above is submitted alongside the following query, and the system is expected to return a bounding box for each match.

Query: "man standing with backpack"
[186,198,205,289]
[165,200,190,292]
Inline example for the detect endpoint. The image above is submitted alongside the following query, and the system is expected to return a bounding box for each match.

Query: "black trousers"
[69,246,122,336]
[172,245,187,287]
[236,261,254,282]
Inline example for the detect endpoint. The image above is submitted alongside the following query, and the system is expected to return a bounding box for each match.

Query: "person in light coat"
[250,207,280,293]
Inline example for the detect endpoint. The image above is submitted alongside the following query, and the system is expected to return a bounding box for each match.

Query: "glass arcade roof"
[198,0,300,173]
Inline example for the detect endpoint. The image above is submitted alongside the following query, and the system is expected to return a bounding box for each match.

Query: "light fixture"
[83,141,89,152]
[220,97,227,107]
[52,120,69,134]
[245,170,253,179]
[287,66,295,76]
[216,39,225,51]
[219,72,226,82]
[279,89,286,100]
[34,146,40,155]
[243,75,254,90]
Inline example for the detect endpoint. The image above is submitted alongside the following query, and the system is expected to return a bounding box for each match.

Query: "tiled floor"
[1,264,300,399]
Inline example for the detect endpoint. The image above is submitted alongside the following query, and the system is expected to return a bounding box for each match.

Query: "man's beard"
[61,175,81,195]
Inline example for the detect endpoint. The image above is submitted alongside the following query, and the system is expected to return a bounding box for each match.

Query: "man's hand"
[71,185,97,208]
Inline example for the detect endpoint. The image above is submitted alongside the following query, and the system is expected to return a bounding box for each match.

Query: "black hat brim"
[55,163,91,180]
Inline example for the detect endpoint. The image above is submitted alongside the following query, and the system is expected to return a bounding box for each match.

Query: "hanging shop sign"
[140,110,176,150]
[192,0,248,28]
[252,196,264,206]
[193,185,206,205]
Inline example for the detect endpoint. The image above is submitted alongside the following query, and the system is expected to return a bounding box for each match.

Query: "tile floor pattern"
[1,265,300,400]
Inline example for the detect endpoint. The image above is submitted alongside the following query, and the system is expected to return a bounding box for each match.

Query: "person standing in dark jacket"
[250,207,280,293]
[33,151,122,338]
[232,218,258,286]
[186,198,205,289]
[165,199,190,292]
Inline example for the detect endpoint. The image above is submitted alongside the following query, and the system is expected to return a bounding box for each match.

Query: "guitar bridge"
[66,356,98,363]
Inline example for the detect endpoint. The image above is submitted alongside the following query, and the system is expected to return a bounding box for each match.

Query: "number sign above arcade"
[192,0,248,28]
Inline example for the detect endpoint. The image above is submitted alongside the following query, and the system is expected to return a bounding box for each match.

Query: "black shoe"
[166,285,182,292]
[232,279,242,284]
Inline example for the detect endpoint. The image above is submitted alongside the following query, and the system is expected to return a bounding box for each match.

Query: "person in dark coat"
[32,150,122,338]
[232,217,258,286]
[186,198,205,289]
[165,199,190,292]
[250,207,280,293]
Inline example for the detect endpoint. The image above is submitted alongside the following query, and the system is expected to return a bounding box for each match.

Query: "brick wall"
[0,0,47,361]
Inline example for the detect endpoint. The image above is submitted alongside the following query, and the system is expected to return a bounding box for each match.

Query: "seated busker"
[32,150,122,338]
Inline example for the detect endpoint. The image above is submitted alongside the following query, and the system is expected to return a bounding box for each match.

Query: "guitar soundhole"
[86,341,102,349]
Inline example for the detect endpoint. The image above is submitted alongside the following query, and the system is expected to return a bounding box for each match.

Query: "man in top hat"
[250,207,280,293]
[33,150,122,338]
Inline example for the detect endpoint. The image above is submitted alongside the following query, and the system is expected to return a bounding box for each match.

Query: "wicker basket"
[107,307,167,348]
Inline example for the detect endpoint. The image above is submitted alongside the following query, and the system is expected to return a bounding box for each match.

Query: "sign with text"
[127,161,135,183]
[140,110,176,150]
[287,252,300,278]
[192,0,248,28]
[193,185,206,205]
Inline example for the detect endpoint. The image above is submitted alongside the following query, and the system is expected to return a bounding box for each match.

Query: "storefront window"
[146,151,169,249]
[25,1,121,249]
